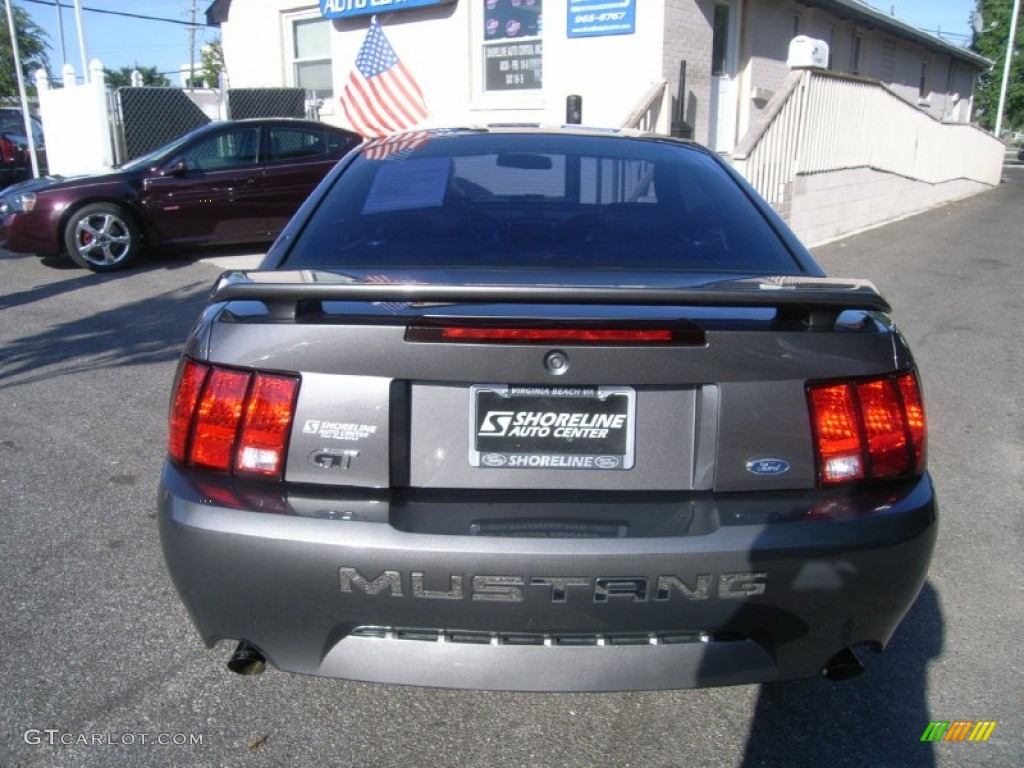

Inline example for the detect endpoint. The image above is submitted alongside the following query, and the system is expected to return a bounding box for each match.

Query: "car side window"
[269,127,328,162]
[182,127,261,171]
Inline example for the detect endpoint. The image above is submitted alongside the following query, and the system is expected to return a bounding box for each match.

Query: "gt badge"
[310,448,360,470]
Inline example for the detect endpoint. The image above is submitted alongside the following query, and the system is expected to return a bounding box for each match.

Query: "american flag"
[340,17,429,138]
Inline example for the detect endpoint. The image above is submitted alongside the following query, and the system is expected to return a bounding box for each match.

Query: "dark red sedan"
[0,118,361,271]
[0,108,47,187]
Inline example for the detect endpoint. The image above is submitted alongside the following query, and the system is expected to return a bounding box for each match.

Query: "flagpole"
[5,0,41,177]
[54,0,69,67]
[73,0,89,82]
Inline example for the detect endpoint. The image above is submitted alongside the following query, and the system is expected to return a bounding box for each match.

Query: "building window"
[292,17,333,99]
[919,59,929,100]
[850,33,863,75]
[712,2,730,77]
[482,0,543,91]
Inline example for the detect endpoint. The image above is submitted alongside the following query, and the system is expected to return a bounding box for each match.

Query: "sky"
[17,0,981,86]
[868,0,978,42]
[19,1,221,84]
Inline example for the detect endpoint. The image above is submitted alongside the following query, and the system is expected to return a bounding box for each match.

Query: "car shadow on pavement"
[0,279,210,389]
[739,582,943,767]
[0,248,201,311]
[33,249,203,272]
[0,269,100,310]
[20,240,268,274]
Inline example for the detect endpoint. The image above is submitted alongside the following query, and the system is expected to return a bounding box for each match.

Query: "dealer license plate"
[469,385,635,470]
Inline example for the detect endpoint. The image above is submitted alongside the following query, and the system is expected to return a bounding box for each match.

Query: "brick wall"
[662,0,715,144]
[789,168,990,246]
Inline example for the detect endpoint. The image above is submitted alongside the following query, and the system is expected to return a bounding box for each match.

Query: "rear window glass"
[283,132,799,274]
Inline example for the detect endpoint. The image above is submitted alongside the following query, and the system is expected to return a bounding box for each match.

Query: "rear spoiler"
[210,271,890,328]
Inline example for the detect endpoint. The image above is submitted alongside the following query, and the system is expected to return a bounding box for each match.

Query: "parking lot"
[1,169,1021,767]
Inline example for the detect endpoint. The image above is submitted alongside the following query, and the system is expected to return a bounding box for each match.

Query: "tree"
[199,38,225,88]
[103,65,171,89]
[184,38,224,88]
[971,0,1023,133]
[0,0,52,97]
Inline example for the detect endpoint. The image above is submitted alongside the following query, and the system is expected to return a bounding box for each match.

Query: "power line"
[919,29,973,41]
[18,0,217,28]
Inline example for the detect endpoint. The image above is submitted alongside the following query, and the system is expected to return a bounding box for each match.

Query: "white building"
[203,0,1004,244]
[206,0,988,151]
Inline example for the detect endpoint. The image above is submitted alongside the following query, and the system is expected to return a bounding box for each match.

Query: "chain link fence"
[226,89,307,121]
[111,87,312,164]
[113,88,210,163]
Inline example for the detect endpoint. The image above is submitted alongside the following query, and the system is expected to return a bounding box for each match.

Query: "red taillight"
[809,383,865,483]
[235,374,300,477]
[436,327,674,343]
[168,360,209,463]
[856,378,910,478]
[405,318,706,346]
[0,137,16,163]
[191,368,252,471]
[897,372,927,469]
[167,358,299,480]
[808,371,926,486]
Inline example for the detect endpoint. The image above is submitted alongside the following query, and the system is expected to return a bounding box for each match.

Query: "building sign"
[567,0,636,38]
[320,0,457,20]
[483,0,543,91]
[484,41,543,90]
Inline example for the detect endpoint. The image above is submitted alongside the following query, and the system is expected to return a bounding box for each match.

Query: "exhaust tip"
[822,647,865,681]
[227,641,266,676]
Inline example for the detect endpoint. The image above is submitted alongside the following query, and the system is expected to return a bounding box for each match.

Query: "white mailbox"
[787,36,829,69]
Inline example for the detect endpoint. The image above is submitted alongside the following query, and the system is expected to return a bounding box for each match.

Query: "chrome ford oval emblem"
[595,456,620,469]
[745,458,791,476]
[481,453,508,467]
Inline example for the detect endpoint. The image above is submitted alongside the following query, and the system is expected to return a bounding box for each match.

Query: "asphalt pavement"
[1,169,1021,767]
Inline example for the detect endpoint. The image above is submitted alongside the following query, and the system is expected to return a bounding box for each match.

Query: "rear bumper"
[158,463,937,691]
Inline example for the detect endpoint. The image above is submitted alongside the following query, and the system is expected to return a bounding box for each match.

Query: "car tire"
[63,203,142,271]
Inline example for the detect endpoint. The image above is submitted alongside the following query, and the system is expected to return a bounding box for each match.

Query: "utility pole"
[188,0,197,88]
[994,0,1021,138]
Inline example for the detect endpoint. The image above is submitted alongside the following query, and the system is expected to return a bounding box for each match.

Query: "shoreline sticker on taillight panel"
[469,385,636,470]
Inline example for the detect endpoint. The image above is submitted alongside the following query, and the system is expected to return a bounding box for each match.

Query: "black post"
[671,61,693,139]
[566,94,583,125]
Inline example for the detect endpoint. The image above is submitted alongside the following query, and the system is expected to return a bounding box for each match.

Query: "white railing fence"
[35,61,114,177]
[621,80,670,134]
[732,69,1005,214]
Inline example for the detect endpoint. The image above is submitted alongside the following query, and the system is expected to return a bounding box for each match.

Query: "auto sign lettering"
[470,385,636,469]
